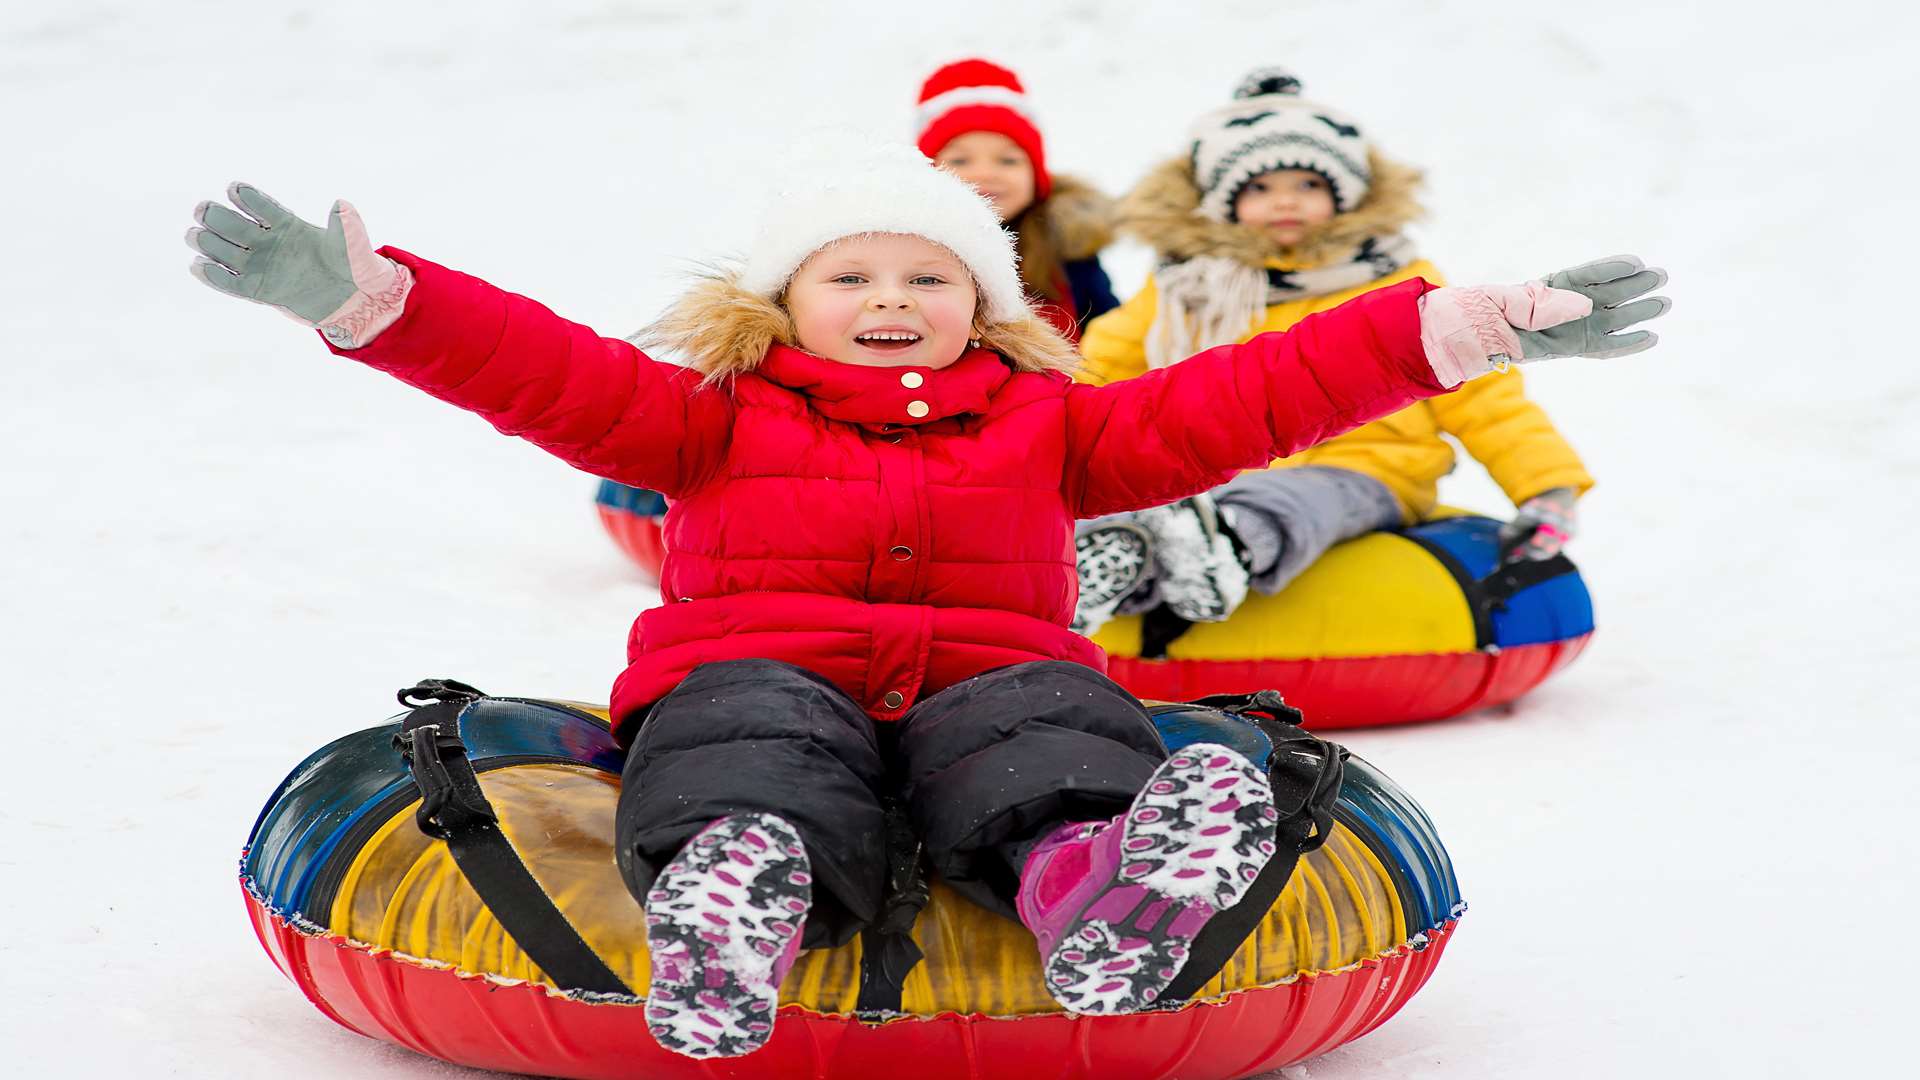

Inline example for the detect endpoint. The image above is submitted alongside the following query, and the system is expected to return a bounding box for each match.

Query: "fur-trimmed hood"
[1042,174,1117,262]
[1118,150,1424,268]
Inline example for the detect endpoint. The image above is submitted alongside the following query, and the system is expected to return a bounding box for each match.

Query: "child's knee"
[632,659,878,760]
[902,660,1159,758]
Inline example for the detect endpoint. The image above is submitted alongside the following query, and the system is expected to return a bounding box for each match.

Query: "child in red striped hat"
[916,58,1120,342]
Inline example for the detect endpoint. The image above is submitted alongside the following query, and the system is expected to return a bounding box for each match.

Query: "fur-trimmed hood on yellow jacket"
[1116,150,1425,272]
[1079,154,1592,520]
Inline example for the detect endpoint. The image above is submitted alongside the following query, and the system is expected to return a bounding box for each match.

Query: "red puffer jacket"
[332,250,1444,740]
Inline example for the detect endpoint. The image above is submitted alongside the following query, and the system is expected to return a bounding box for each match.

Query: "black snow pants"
[614,658,1167,949]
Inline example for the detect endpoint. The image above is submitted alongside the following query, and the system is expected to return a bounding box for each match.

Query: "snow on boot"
[643,813,811,1059]
[1136,495,1249,623]
[1016,743,1278,1015]
[1072,521,1153,635]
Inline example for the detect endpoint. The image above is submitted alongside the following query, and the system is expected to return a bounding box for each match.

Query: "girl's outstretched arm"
[1063,278,1441,517]
[1062,258,1667,518]
[188,184,733,497]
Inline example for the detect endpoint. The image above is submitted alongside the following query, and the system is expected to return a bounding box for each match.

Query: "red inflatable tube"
[596,504,666,581]
[245,891,1457,1080]
[1107,634,1592,729]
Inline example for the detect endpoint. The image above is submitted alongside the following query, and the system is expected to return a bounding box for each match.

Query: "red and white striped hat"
[915,58,1051,199]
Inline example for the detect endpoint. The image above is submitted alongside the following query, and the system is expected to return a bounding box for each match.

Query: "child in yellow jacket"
[1074,68,1594,635]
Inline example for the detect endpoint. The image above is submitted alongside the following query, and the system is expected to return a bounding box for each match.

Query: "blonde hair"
[638,267,1080,385]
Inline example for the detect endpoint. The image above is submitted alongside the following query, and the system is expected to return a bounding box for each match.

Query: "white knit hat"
[738,142,1030,324]
[1189,67,1374,221]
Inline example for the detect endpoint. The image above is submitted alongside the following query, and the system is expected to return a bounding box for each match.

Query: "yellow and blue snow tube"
[241,690,1462,1079]
[1094,513,1594,727]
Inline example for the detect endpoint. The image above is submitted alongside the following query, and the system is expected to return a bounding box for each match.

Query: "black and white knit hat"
[1188,67,1374,221]
[739,142,1029,324]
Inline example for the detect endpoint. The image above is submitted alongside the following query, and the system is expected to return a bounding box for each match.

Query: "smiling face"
[931,131,1037,222]
[783,233,980,369]
[1231,168,1338,247]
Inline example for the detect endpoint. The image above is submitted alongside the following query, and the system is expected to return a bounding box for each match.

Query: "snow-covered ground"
[4,1,1916,1076]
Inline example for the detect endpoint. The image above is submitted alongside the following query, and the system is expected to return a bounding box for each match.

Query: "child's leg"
[896,661,1277,1013]
[618,659,887,942]
[616,659,886,1057]
[1215,465,1402,596]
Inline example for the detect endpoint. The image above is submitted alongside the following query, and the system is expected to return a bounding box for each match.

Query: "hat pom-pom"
[1233,66,1302,100]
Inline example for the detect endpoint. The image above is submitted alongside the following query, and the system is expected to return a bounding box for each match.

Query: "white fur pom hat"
[1189,67,1374,221]
[738,142,1030,324]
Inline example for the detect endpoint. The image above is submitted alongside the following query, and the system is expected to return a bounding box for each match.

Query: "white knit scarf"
[1144,233,1418,369]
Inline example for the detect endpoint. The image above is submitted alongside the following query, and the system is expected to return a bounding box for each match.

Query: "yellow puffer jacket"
[1080,156,1592,521]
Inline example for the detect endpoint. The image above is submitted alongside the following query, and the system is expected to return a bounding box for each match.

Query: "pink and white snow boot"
[1017,744,1278,1014]
[642,813,811,1059]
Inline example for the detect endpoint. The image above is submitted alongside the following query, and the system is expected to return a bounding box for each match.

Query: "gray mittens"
[1419,255,1671,386]
[1513,256,1670,361]
[187,184,411,348]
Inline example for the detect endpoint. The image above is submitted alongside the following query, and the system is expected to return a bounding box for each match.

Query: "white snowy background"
[4,1,1916,1076]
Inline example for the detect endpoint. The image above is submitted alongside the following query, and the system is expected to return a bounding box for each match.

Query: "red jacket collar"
[755,345,1012,427]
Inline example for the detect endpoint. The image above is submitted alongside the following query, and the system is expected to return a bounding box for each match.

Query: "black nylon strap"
[1137,604,1196,659]
[1159,692,1348,1004]
[1474,553,1576,609]
[1159,847,1302,1003]
[1183,688,1306,729]
[394,682,633,998]
[854,796,931,1013]
[1398,535,1577,650]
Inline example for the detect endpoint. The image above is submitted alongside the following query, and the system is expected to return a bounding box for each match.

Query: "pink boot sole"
[643,813,810,1059]
[1043,745,1278,1014]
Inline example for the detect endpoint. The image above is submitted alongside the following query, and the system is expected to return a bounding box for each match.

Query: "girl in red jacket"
[186,145,1664,1059]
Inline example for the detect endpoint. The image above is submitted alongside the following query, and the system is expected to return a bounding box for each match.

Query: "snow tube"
[595,480,667,579]
[241,690,1462,1080]
[1091,513,1594,728]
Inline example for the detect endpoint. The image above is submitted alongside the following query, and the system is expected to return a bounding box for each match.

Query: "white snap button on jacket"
[900,371,925,389]
[906,400,930,418]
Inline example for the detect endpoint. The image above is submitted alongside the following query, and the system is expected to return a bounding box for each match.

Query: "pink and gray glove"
[1499,487,1579,562]
[1420,255,1670,387]
[187,183,411,349]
